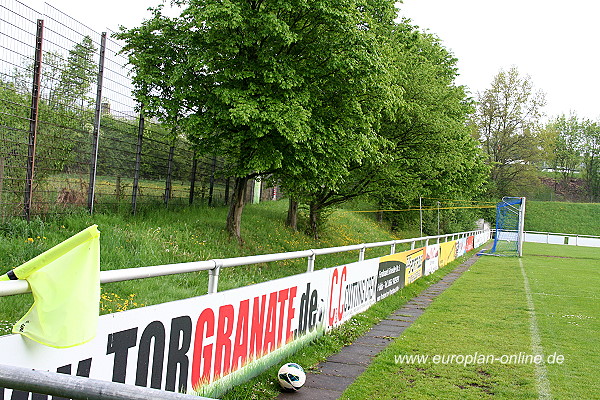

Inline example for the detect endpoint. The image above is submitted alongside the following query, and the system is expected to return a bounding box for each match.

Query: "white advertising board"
[326,258,379,328]
[0,269,331,397]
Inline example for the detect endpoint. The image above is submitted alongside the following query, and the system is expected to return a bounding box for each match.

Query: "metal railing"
[0,229,487,297]
[0,363,216,400]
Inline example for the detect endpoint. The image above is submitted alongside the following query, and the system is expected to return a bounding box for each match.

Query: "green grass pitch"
[340,242,600,399]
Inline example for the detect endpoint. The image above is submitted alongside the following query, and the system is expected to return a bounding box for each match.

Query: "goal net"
[482,197,526,257]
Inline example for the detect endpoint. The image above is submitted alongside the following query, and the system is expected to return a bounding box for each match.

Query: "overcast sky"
[18,0,600,121]
[398,0,600,121]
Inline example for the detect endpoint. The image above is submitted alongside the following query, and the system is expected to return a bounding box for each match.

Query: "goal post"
[482,197,526,257]
[518,197,526,257]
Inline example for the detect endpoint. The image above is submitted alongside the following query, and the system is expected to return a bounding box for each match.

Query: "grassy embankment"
[0,200,412,330]
[525,201,600,235]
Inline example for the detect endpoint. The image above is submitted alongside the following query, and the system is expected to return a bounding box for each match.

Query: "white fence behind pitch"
[524,231,600,247]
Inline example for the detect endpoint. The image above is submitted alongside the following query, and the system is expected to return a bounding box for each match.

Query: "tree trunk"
[226,176,249,243]
[309,202,320,240]
[286,198,298,231]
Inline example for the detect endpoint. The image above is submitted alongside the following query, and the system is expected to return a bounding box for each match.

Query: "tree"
[581,121,600,201]
[282,23,489,238]
[544,114,584,183]
[117,0,399,242]
[473,67,546,197]
[53,35,97,110]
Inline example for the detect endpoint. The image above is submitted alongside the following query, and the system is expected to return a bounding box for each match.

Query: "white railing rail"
[524,231,600,248]
[0,229,486,297]
[0,363,216,400]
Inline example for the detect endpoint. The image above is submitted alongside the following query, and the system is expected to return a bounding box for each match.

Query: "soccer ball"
[277,363,306,391]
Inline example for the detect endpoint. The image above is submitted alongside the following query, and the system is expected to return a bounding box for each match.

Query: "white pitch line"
[519,258,552,400]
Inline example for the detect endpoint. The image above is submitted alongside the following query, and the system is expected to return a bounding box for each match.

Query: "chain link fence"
[1,0,275,221]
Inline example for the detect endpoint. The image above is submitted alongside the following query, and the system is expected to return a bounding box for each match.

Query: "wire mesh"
[0,0,240,221]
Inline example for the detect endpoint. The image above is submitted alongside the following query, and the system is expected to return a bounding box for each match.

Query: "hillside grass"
[0,199,411,333]
[525,201,600,236]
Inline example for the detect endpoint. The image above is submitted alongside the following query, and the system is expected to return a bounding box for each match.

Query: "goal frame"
[485,197,526,257]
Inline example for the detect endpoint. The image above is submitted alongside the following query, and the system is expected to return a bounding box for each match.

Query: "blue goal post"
[480,197,526,257]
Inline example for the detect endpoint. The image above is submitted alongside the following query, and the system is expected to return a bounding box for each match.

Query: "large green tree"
[282,22,489,238]
[117,0,399,241]
[473,67,546,197]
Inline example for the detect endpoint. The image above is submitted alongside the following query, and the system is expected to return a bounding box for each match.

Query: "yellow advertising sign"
[439,241,457,268]
[404,248,424,285]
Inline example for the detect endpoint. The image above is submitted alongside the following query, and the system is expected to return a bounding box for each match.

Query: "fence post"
[87,32,106,214]
[115,176,121,201]
[224,177,230,205]
[189,152,198,205]
[131,111,144,215]
[164,143,175,206]
[419,196,423,237]
[411,241,415,250]
[390,242,396,255]
[0,157,4,221]
[23,19,44,222]
[208,155,216,206]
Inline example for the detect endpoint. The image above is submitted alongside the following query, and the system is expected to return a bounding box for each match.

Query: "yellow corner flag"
[0,225,100,348]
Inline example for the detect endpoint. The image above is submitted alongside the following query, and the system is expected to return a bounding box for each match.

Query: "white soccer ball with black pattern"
[277,362,306,391]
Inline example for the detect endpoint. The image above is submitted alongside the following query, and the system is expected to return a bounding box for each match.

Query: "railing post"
[390,242,396,255]
[87,32,106,214]
[411,241,415,250]
[425,238,429,247]
[306,251,315,272]
[208,264,221,294]
[358,245,366,262]
[23,19,44,222]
